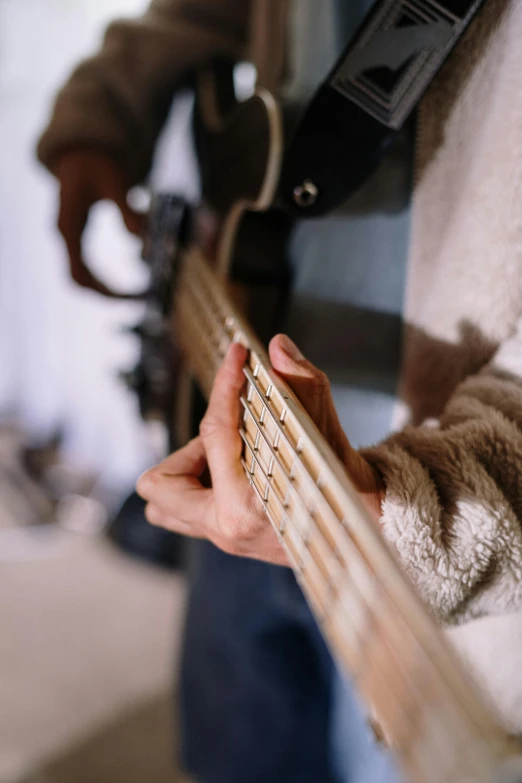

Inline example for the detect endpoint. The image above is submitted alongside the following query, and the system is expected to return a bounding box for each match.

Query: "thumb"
[269,334,350,462]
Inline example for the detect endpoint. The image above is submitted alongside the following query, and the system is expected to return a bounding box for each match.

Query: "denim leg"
[180,540,337,783]
[329,668,404,783]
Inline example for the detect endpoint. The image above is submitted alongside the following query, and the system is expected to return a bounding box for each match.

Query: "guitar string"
[178,268,384,614]
[180,270,504,781]
[179,265,379,598]
[178,297,486,783]
[178,258,488,718]
[175,256,497,778]
[180,262,481,669]
[180,291,427,756]
[237,368,481,774]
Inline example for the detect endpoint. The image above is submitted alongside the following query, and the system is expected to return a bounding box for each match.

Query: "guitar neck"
[174,247,520,783]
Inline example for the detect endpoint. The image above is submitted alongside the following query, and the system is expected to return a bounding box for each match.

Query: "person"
[37,0,522,780]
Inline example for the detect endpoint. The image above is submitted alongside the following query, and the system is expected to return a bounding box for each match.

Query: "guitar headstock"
[121,195,189,423]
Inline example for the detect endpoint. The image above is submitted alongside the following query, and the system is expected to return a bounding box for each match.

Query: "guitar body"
[133,61,291,445]
[170,63,293,446]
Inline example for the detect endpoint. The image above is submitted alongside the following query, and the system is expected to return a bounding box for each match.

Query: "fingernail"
[278,334,305,361]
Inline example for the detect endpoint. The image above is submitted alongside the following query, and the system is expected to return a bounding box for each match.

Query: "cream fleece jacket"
[37,0,522,730]
[363,0,522,627]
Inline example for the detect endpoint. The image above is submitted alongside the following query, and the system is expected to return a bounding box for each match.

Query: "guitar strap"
[278,0,486,217]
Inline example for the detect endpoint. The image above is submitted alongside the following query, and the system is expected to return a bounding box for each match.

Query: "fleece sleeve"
[362,317,522,625]
[37,0,250,184]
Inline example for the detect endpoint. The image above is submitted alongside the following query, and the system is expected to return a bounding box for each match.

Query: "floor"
[0,525,190,783]
[0,429,189,783]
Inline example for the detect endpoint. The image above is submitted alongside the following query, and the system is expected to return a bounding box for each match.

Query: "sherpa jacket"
[38,0,522,731]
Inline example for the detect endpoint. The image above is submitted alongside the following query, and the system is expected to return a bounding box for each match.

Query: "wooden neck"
[174,247,520,783]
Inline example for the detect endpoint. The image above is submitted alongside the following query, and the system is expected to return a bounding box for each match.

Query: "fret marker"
[263,481,270,502]
[273,431,281,451]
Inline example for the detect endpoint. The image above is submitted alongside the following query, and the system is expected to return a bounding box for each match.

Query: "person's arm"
[37,0,250,296]
[137,327,522,628]
[37,0,251,185]
[361,316,522,625]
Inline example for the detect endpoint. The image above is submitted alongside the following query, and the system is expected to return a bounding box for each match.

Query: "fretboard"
[174,247,521,783]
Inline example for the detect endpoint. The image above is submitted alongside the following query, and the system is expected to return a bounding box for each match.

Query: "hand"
[54,150,145,297]
[136,335,384,565]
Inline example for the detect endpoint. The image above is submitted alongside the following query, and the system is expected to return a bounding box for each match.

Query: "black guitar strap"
[278,0,486,216]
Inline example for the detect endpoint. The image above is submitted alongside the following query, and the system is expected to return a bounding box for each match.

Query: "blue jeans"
[180,541,400,783]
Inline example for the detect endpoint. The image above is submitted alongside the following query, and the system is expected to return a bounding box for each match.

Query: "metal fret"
[173,247,522,783]
[239,372,496,779]
[240,400,338,572]
[241,363,363,560]
[240,416,335,593]
[242,439,315,586]
[239,355,498,774]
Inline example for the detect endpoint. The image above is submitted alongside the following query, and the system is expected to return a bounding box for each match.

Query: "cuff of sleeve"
[362,440,466,623]
[36,78,151,184]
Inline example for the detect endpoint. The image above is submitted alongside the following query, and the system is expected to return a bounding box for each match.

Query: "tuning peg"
[119,314,166,340]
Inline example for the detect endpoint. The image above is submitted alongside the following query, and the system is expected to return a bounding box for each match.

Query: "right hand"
[54,150,145,298]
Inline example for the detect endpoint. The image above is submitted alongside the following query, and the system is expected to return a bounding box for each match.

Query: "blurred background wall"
[0,2,191,781]
[0,0,155,492]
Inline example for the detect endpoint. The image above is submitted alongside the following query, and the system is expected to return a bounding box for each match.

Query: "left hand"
[136,334,384,566]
